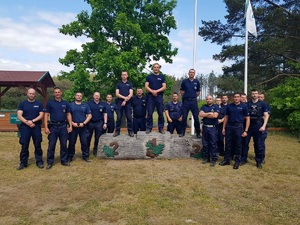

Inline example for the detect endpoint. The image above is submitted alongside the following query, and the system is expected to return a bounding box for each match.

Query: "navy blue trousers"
[87,121,103,151]
[68,126,89,160]
[19,124,43,166]
[216,123,225,155]
[47,124,69,165]
[105,119,115,133]
[146,95,164,130]
[242,122,265,164]
[224,124,243,163]
[133,117,146,134]
[167,119,182,134]
[202,126,218,161]
[116,101,133,133]
[182,99,200,134]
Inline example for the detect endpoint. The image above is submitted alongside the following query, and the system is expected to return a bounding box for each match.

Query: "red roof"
[0,70,55,87]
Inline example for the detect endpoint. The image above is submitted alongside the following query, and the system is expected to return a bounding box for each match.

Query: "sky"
[0,0,232,78]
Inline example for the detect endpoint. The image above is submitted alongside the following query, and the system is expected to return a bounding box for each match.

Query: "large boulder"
[97,131,203,159]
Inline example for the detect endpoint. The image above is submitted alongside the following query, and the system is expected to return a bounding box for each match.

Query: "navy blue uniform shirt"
[70,102,91,123]
[247,100,268,122]
[105,102,117,120]
[226,103,249,123]
[87,100,107,122]
[18,100,44,124]
[165,101,183,120]
[131,95,147,118]
[116,81,133,101]
[146,73,166,95]
[180,78,201,99]
[45,99,70,123]
[200,104,220,125]
[217,104,226,119]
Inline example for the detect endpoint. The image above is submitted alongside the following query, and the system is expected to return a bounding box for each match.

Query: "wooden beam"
[0,86,11,97]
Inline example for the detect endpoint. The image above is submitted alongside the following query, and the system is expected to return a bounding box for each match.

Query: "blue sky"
[0,0,232,78]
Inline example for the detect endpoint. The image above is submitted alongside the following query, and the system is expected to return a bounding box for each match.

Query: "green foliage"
[269,77,300,130]
[199,0,300,92]
[59,0,178,98]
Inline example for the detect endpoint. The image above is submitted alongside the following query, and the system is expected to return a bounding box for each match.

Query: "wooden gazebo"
[0,70,55,131]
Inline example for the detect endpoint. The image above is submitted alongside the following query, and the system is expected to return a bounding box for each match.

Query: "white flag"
[246,0,257,37]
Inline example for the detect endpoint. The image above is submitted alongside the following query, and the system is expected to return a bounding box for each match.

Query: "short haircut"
[53,87,61,91]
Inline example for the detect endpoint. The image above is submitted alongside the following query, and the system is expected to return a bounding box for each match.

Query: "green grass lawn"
[0,131,299,225]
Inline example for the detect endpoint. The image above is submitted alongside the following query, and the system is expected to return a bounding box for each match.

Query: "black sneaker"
[61,162,71,166]
[128,132,134,137]
[159,130,165,134]
[240,161,247,166]
[113,132,120,137]
[196,133,201,138]
[37,164,44,169]
[46,164,53,169]
[93,149,97,157]
[233,161,239,169]
[83,158,91,163]
[219,160,230,166]
[202,158,208,164]
[16,164,27,170]
[210,160,217,167]
[256,163,262,169]
[146,129,151,134]
[179,133,185,137]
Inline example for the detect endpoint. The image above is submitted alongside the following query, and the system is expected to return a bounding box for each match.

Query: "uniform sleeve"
[196,80,201,92]
[200,105,205,112]
[161,75,166,83]
[243,105,250,116]
[65,102,70,113]
[214,105,220,114]
[38,102,44,112]
[85,104,92,114]
[165,103,169,110]
[17,102,24,111]
[146,75,150,83]
[116,82,120,90]
[44,102,50,113]
[129,82,133,90]
[180,80,185,91]
[262,102,268,113]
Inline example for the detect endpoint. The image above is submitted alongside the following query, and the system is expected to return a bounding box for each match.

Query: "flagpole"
[244,0,257,94]
[192,0,198,135]
[244,16,248,95]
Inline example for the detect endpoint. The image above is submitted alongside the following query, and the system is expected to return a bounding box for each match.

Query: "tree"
[59,0,178,101]
[199,0,300,93]
[269,77,300,135]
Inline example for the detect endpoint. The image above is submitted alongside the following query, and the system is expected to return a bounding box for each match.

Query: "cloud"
[36,11,78,26]
[0,14,85,56]
[0,57,72,76]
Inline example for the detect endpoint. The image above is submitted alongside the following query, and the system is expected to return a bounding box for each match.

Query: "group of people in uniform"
[200,91,270,169]
[16,63,270,171]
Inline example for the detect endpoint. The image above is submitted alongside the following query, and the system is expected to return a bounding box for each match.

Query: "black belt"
[50,121,66,126]
[134,116,146,119]
[250,120,262,124]
[184,98,197,101]
[227,122,243,126]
